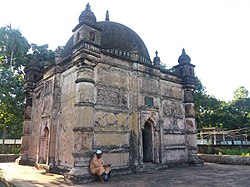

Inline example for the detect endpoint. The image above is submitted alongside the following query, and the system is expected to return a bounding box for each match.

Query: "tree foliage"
[0,66,25,139]
[0,25,30,143]
[194,79,250,130]
[29,43,55,67]
[194,78,223,128]
[233,86,249,100]
[229,86,250,128]
[0,24,30,73]
[0,24,55,141]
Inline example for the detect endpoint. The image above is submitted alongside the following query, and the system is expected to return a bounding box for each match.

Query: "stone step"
[142,162,168,172]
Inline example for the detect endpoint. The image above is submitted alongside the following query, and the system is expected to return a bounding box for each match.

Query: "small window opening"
[145,97,153,106]
[189,68,192,76]
[90,31,95,41]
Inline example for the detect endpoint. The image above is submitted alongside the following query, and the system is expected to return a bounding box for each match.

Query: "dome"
[97,21,150,61]
[178,49,191,64]
[63,4,151,62]
[78,3,96,24]
[61,36,73,57]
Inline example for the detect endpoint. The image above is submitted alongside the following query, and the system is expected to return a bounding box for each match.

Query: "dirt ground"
[0,162,250,187]
[89,163,250,187]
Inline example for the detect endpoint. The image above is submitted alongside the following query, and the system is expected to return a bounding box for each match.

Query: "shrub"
[10,147,21,154]
[223,148,250,156]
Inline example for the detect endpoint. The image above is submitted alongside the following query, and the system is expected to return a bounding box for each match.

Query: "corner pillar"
[48,66,61,168]
[184,90,203,166]
[67,60,95,182]
[16,94,33,165]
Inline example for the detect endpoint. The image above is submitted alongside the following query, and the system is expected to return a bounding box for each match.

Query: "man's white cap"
[96,150,102,154]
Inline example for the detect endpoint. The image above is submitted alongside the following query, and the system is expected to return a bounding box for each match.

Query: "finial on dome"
[86,2,91,11]
[105,10,110,21]
[182,48,186,54]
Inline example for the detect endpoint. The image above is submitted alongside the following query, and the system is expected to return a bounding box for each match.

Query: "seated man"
[90,150,111,182]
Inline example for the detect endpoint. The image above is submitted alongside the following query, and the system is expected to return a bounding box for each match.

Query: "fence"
[197,127,250,145]
[0,139,21,154]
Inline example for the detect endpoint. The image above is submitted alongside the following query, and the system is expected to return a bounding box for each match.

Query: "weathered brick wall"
[56,67,77,167]
[28,82,44,162]
[160,82,187,163]
[94,60,131,167]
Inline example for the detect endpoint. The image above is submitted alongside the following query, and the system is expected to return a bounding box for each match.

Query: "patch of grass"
[9,147,20,154]
[223,148,250,156]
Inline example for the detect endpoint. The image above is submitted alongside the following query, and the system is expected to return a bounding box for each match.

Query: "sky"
[1,0,250,101]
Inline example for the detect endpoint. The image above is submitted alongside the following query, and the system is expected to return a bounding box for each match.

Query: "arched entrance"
[142,120,153,162]
[38,127,49,164]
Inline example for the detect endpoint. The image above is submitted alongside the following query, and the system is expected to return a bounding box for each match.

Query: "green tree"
[0,25,56,153]
[229,86,250,129]
[233,86,249,100]
[0,24,30,73]
[0,25,30,152]
[0,66,25,152]
[194,77,222,128]
[29,43,55,67]
[194,80,250,130]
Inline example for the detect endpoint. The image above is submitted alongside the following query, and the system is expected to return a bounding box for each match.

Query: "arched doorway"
[38,127,49,164]
[142,121,153,162]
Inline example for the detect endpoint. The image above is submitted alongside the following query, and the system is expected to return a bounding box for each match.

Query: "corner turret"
[71,3,101,66]
[153,51,161,67]
[78,3,96,25]
[24,60,43,93]
[174,49,196,90]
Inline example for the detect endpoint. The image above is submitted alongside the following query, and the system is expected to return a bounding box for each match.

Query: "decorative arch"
[142,118,155,162]
[38,127,49,164]
[76,32,80,41]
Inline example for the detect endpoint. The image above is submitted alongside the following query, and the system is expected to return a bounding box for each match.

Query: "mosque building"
[17,3,202,182]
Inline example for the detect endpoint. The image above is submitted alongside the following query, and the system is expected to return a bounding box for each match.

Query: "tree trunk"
[10,50,14,70]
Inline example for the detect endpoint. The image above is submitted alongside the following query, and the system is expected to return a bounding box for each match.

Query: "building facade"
[18,3,202,182]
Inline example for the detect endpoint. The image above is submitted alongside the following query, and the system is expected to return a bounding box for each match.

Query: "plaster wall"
[102,152,129,167]
[28,92,41,161]
[28,83,46,161]
[160,81,183,100]
[56,67,76,167]
[93,61,131,166]
[28,75,54,162]
[163,134,186,146]
[163,149,188,162]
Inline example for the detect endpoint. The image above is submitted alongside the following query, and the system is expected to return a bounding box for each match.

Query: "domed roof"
[62,4,151,62]
[78,3,96,24]
[178,49,191,64]
[97,21,150,61]
[61,35,73,57]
